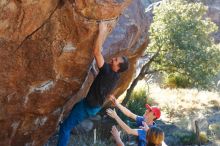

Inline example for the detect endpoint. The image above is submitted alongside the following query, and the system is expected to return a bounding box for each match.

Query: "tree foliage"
[148,0,220,89]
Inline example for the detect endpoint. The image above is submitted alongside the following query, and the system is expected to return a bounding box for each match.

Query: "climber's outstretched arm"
[93,22,110,68]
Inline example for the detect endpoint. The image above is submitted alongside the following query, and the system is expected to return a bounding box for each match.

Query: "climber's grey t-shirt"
[85,62,119,107]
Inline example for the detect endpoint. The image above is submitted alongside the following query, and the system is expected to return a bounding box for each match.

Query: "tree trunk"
[122,47,161,106]
[122,73,145,106]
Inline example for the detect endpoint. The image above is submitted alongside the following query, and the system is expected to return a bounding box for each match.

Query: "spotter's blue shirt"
[136,116,156,146]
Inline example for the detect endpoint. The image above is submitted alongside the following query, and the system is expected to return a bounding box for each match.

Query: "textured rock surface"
[0,0,150,145]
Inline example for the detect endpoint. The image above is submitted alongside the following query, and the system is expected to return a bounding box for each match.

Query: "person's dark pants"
[57,99,101,146]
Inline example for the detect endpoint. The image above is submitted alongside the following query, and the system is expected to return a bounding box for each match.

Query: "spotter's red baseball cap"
[145,104,161,119]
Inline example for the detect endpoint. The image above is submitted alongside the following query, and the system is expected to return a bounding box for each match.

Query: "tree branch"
[122,47,161,106]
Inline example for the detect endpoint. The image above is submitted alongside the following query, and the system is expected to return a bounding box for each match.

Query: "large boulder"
[0,0,151,145]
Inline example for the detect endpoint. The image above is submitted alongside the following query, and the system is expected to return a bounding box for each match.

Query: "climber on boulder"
[57,21,129,146]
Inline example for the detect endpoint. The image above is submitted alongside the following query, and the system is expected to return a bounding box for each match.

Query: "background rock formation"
[0,0,150,145]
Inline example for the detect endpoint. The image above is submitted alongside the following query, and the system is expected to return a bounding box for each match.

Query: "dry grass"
[119,81,220,122]
[145,83,220,123]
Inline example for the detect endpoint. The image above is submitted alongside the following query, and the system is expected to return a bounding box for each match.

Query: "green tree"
[148,0,220,89]
[122,0,220,105]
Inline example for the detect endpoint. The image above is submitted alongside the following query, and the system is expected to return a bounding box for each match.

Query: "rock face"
[0,0,150,145]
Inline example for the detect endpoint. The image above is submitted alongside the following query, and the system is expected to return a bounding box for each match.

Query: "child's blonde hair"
[147,127,164,146]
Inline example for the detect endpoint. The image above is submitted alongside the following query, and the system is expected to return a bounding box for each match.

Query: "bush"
[209,122,220,139]
[123,88,154,115]
[199,131,209,144]
[126,89,148,116]
[118,88,156,127]
[163,73,192,88]
[173,131,197,145]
